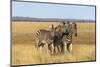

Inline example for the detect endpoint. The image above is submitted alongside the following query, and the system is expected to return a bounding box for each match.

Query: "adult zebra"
[61,22,77,53]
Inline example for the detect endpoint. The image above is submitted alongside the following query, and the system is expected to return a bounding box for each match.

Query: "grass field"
[12,21,96,65]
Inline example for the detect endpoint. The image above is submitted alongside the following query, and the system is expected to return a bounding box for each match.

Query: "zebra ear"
[51,25,54,30]
[73,23,77,29]
[72,22,77,37]
[62,22,66,25]
[67,21,71,24]
[75,33,77,37]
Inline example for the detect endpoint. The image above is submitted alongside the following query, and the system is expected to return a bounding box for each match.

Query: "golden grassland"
[12,21,96,65]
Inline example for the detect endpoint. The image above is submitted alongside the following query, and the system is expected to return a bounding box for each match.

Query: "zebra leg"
[60,42,64,53]
[53,45,56,54]
[56,44,61,54]
[63,42,67,53]
[48,43,52,53]
[67,43,70,53]
[38,42,45,48]
[67,43,72,53]
[37,40,41,47]
[69,43,72,53]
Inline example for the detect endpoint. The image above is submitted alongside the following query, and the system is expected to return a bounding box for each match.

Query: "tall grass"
[12,21,96,65]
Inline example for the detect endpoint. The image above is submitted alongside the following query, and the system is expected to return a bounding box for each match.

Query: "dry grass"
[12,44,95,65]
[12,21,96,65]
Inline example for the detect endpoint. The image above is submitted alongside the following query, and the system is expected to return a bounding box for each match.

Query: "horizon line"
[12,16,95,22]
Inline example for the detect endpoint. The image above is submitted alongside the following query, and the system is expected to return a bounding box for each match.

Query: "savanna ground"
[12,21,96,66]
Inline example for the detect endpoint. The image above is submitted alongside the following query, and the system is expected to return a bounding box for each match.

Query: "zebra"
[35,25,60,54]
[61,22,77,53]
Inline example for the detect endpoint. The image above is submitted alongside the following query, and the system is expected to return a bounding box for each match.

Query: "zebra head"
[71,22,77,37]
[35,24,57,48]
[61,21,78,37]
[54,21,71,37]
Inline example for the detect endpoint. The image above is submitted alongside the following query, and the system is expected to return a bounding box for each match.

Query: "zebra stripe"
[36,30,40,36]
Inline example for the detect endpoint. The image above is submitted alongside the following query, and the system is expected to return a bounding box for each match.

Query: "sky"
[12,1,96,20]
